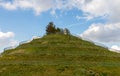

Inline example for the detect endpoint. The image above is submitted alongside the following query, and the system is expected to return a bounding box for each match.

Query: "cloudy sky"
[0,0,120,52]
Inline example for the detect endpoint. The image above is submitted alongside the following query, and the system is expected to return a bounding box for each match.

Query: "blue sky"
[0,0,120,52]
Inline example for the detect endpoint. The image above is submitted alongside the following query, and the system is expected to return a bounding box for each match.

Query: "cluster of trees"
[46,22,70,35]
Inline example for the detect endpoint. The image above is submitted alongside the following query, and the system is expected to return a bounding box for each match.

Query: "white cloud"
[110,45,120,53]
[0,1,100,15]
[0,0,120,21]
[0,1,17,10]
[80,0,120,22]
[0,0,54,15]
[81,0,108,17]
[10,40,18,47]
[76,15,93,20]
[81,23,120,42]
[0,32,17,48]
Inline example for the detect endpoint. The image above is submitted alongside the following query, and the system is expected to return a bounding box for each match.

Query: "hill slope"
[1,34,120,76]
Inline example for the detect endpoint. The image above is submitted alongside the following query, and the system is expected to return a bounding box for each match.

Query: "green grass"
[1,34,120,76]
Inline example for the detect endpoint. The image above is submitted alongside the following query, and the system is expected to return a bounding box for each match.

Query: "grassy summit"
[0,34,120,76]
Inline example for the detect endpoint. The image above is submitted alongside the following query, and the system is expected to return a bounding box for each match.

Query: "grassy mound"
[0,34,120,76]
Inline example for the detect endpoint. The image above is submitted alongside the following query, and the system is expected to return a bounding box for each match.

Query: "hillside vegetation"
[1,34,120,76]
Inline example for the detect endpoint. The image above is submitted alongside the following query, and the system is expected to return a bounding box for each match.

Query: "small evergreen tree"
[56,27,61,33]
[46,22,56,34]
[56,27,64,34]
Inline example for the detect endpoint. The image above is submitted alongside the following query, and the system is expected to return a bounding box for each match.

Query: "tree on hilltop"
[46,22,70,35]
[46,22,56,34]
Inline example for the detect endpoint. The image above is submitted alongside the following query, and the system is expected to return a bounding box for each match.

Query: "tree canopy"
[46,22,70,35]
[46,22,56,34]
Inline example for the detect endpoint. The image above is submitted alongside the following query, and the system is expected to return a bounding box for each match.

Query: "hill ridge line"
[3,36,41,51]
